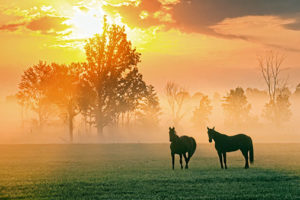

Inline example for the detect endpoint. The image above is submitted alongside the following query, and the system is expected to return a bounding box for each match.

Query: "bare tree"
[165,82,189,126]
[258,51,285,102]
[258,51,291,124]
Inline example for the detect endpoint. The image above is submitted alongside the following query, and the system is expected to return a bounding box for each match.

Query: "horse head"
[207,126,215,143]
[169,127,177,142]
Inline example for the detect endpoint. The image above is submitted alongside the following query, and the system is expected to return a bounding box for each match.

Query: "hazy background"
[0,0,300,143]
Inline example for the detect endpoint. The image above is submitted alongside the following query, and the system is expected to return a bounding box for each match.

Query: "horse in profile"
[207,127,254,169]
[169,127,197,170]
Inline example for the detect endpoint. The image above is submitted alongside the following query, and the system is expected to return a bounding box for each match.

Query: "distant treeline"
[14,21,300,142]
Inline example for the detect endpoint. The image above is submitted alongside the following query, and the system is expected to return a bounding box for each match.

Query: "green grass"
[0,144,300,199]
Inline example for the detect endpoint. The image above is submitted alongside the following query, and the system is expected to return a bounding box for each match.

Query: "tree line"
[16,20,299,141]
[165,51,296,130]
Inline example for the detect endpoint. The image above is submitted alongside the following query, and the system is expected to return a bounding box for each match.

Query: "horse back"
[170,136,196,154]
[216,133,252,152]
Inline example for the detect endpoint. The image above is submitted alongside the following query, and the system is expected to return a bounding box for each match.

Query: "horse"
[207,127,254,169]
[169,127,197,170]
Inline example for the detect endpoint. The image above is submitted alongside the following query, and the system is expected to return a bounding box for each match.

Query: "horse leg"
[223,152,227,169]
[179,154,183,169]
[218,151,224,169]
[241,149,249,169]
[171,153,175,170]
[183,153,188,169]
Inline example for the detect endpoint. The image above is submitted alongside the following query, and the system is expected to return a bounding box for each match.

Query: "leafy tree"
[191,95,212,129]
[165,82,189,127]
[47,63,82,142]
[222,87,251,128]
[263,88,292,125]
[82,18,146,135]
[136,85,161,128]
[17,61,56,128]
[78,70,96,135]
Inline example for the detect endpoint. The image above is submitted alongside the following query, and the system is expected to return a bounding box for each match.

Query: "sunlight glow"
[62,3,159,50]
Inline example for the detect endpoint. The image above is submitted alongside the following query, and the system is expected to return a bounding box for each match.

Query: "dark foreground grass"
[0,144,300,199]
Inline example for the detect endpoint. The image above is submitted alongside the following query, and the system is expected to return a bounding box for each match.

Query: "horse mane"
[212,129,227,137]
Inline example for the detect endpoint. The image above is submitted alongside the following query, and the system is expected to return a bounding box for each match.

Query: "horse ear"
[207,127,209,130]
[213,126,215,130]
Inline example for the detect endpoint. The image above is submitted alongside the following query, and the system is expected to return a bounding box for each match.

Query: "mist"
[1,86,300,144]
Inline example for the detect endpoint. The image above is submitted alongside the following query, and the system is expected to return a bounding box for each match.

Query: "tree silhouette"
[258,51,291,125]
[165,82,189,127]
[17,61,56,128]
[47,63,82,142]
[191,95,212,129]
[136,85,161,128]
[222,87,251,128]
[258,51,285,102]
[82,18,146,136]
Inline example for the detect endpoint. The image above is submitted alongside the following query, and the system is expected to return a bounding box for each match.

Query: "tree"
[294,83,300,97]
[222,87,251,128]
[17,61,56,128]
[191,95,212,129]
[82,18,146,136]
[263,87,292,125]
[165,82,189,126]
[47,63,82,142]
[136,85,161,128]
[258,51,285,102]
[258,51,291,124]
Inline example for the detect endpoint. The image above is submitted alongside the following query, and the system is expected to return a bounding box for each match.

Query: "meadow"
[0,143,300,200]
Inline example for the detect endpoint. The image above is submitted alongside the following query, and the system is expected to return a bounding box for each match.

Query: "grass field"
[0,144,300,200]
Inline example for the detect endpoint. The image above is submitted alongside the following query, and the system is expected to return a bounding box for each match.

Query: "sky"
[1,0,300,97]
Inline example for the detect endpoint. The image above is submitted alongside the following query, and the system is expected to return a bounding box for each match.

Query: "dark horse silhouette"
[207,127,254,169]
[169,127,197,170]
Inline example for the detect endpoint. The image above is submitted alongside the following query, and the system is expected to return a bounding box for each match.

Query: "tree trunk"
[69,115,73,142]
[21,105,24,129]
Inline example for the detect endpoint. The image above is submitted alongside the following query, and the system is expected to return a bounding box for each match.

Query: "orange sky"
[1,0,300,97]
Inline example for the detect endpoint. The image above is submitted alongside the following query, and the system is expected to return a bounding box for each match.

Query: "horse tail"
[249,138,254,164]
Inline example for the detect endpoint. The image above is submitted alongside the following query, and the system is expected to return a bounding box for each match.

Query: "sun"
[60,3,160,51]
[63,4,125,41]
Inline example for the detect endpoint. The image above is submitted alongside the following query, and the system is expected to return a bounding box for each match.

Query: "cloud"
[105,0,300,36]
[0,4,71,35]
[170,0,300,33]
[26,16,70,34]
[0,22,25,31]
[0,14,70,35]
[211,15,300,52]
